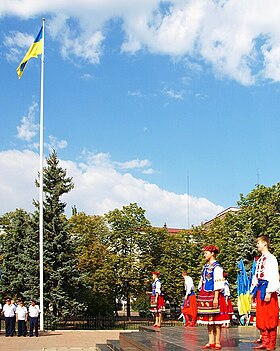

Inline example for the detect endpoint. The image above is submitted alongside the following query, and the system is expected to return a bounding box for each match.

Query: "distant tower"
[187,171,190,229]
[256,167,260,186]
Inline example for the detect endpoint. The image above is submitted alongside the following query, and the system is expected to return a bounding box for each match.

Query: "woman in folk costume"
[181,269,197,327]
[250,236,279,351]
[149,271,165,328]
[197,245,230,350]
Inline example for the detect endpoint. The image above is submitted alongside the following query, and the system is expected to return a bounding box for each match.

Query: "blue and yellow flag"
[237,259,251,315]
[16,26,43,79]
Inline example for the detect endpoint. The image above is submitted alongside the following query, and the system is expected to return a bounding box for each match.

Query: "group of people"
[0,298,40,337]
[149,235,279,350]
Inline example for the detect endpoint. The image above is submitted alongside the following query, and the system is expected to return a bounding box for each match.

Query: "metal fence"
[44,315,182,331]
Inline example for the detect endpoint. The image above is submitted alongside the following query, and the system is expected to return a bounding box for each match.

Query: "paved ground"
[120,326,265,351]
[0,330,128,351]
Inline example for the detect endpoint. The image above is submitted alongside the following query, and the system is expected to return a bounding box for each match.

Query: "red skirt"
[197,288,230,325]
[256,290,279,330]
[181,294,197,322]
[226,297,234,315]
[150,295,165,313]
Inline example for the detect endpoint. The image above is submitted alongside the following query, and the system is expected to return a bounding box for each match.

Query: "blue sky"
[1,1,280,227]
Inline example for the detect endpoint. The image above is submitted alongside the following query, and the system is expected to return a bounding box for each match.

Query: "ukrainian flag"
[16,26,43,79]
[237,259,251,315]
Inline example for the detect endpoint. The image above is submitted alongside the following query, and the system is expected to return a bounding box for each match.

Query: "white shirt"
[251,252,280,293]
[184,275,195,296]
[223,280,231,297]
[3,303,16,317]
[29,304,40,317]
[155,279,161,294]
[16,305,28,320]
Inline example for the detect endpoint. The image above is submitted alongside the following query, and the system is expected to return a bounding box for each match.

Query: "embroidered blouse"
[250,252,280,293]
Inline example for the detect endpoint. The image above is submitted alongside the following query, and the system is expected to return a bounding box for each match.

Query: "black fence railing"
[0,309,243,332]
[44,315,182,331]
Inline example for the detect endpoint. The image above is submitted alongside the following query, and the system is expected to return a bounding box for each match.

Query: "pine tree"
[34,150,84,320]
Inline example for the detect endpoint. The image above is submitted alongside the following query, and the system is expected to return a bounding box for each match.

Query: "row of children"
[149,235,279,350]
[0,298,40,337]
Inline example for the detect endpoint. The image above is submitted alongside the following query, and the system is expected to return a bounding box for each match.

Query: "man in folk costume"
[149,271,165,328]
[181,269,197,327]
[250,236,279,350]
[197,245,229,350]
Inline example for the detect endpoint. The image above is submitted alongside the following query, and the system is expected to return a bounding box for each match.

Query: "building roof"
[203,206,240,230]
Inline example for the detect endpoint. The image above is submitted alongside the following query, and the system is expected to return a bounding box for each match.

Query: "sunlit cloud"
[162,87,185,100]
[16,102,39,142]
[0,149,224,227]
[46,135,68,151]
[2,0,280,84]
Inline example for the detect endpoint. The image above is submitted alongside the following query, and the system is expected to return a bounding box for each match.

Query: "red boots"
[266,328,277,351]
[253,330,269,349]
[253,329,277,350]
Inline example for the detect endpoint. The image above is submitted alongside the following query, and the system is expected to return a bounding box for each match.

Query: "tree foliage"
[1,151,280,320]
[69,212,115,315]
[0,209,38,301]
[105,203,151,318]
[34,150,84,319]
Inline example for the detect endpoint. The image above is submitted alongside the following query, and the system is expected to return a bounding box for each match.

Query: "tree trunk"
[126,286,131,320]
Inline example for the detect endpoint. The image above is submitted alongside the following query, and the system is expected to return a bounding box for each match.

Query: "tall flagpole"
[39,17,45,331]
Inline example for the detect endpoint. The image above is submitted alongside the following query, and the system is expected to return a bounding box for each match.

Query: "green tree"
[69,212,116,315]
[238,184,280,259]
[204,183,280,303]
[105,203,151,318]
[159,229,203,306]
[133,226,169,313]
[34,150,84,320]
[0,209,38,301]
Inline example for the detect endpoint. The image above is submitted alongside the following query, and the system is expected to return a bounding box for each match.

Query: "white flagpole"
[39,17,45,331]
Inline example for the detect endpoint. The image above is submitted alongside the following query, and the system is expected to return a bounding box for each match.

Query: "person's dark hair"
[257,235,270,248]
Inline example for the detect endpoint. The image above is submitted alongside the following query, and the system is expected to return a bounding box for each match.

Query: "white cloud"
[0,149,224,228]
[3,30,34,62]
[4,1,280,84]
[16,102,39,142]
[128,90,144,97]
[142,168,156,175]
[162,87,185,100]
[46,135,68,151]
[15,103,68,151]
[80,73,94,80]
[81,150,112,168]
[0,150,38,213]
[116,158,151,170]
[48,15,105,64]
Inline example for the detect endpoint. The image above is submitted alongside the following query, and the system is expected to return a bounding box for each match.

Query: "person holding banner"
[197,245,229,350]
